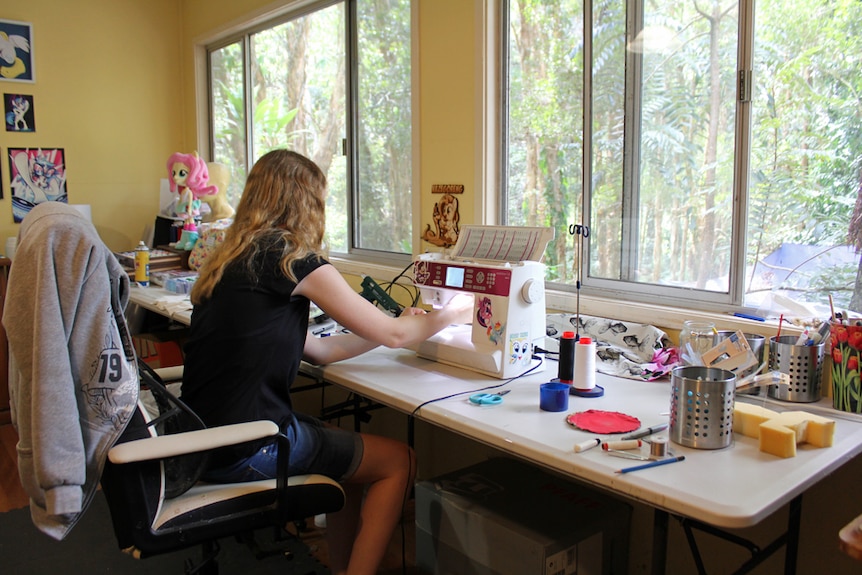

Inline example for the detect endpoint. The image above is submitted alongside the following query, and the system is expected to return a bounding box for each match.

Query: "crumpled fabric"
[546,313,677,381]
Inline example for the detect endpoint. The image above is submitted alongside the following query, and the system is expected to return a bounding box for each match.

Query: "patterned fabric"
[546,313,677,381]
[188,218,232,270]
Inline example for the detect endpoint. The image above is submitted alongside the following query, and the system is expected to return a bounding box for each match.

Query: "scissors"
[469,390,510,406]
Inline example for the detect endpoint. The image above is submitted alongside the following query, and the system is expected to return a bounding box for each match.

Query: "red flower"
[833,325,849,344]
[849,329,862,351]
[833,348,844,364]
[848,355,859,372]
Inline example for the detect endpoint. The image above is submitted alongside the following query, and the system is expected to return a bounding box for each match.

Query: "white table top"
[306,345,862,530]
[127,285,862,530]
[128,284,192,325]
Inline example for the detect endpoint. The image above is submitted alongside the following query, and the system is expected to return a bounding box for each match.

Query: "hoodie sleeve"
[5,227,94,516]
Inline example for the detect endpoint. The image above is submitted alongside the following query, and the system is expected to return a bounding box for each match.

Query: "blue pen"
[615,455,685,474]
[733,312,766,322]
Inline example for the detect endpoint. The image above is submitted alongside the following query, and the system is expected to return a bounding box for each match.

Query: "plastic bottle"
[134,241,150,287]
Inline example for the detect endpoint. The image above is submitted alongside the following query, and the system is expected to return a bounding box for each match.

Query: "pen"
[615,455,685,474]
[574,438,601,453]
[733,312,765,322]
[622,423,668,441]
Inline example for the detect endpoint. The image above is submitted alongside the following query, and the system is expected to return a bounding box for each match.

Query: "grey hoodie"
[3,202,139,540]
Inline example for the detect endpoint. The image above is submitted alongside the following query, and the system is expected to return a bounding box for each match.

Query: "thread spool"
[650,437,669,459]
[558,331,576,384]
[573,336,596,390]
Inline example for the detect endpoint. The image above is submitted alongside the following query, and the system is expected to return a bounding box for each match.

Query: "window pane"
[249,5,348,252]
[210,41,247,206]
[356,0,413,254]
[748,0,862,312]
[590,0,625,281]
[630,2,738,293]
[506,0,584,283]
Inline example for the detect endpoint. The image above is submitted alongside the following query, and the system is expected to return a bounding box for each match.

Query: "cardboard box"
[133,331,186,369]
[415,458,630,575]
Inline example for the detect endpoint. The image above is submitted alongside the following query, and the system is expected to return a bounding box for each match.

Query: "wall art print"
[4,93,34,131]
[0,19,34,83]
[8,148,67,222]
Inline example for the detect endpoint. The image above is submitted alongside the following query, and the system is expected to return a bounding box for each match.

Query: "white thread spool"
[573,336,596,390]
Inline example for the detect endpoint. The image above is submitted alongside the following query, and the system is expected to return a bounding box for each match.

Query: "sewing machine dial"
[521,278,542,304]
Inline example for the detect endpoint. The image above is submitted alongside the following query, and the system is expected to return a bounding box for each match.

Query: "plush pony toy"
[166,152,217,250]
[201,162,235,223]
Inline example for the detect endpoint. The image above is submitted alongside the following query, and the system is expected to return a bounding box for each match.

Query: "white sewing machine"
[412,226,553,379]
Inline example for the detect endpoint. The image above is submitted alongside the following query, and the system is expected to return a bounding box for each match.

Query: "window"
[208,0,413,258]
[504,0,862,314]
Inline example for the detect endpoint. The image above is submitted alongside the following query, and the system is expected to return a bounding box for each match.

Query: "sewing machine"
[412,226,553,379]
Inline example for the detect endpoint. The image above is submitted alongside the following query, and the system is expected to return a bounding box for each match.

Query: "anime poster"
[8,148,67,222]
[0,20,34,83]
[4,93,34,131]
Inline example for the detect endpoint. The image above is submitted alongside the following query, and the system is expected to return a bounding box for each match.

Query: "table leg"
[652,508,669,575]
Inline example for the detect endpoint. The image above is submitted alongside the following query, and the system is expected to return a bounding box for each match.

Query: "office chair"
[5,202,344,573]
[99,360,346,574]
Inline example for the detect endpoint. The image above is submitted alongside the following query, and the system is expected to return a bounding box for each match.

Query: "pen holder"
[830,321,862,413]
[767,335,824,403]
[668,366,735,450]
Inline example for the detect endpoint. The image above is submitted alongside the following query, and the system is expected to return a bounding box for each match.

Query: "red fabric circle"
[566,410,641,434]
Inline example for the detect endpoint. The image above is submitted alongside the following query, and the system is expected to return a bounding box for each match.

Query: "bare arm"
[296,265,472,365]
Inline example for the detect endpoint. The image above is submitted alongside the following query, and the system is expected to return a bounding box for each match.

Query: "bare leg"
[325,433,416,575]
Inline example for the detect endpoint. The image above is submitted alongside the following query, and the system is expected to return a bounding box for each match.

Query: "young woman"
[181,149,472,575]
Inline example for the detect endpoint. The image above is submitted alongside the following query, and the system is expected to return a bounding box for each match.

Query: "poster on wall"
[4,93,34,131]
[0,20,34,83]
[8,148,67,222]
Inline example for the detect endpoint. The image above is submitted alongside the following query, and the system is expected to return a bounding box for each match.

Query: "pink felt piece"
[566,410,641,434]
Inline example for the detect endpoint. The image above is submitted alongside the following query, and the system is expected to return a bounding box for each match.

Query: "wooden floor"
[0,423,419,574]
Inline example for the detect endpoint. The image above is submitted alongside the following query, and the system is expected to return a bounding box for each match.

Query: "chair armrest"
[153,365,184,383]
[108,420,279,464]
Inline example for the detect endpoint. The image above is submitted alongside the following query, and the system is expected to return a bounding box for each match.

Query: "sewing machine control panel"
[416,260,512,297]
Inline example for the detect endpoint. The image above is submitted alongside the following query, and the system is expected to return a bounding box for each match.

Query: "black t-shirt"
[182,246,329,440]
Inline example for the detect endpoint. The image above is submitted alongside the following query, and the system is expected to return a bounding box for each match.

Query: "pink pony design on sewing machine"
[166,152,218,250]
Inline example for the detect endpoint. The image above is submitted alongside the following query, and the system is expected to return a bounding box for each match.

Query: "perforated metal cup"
[767,335,824,402]
[669,366,735,449]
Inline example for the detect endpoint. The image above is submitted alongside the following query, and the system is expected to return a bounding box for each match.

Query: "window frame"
[202,0,415,269]
[498,0,763,315]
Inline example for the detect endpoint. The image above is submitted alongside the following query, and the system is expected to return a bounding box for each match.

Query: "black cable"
[409,355,545,418]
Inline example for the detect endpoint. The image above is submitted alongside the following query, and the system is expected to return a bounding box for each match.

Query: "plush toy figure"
[166,152,217,250]
[201,162,235,223]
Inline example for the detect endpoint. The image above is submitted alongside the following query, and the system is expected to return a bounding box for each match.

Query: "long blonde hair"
[191,149,327,304]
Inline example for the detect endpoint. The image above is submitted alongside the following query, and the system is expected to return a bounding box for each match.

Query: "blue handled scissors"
[469,390,510,406]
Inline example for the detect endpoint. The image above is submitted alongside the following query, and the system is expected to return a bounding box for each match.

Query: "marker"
[615,455,685,474]
[622,423,668,441]
[574,438,601,453]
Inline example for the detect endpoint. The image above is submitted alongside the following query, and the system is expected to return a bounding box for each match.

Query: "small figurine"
[166,152,217,250]
[201,162,235,222]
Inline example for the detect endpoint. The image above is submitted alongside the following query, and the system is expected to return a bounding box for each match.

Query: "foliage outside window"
[208,0,412,257]
[505,0,862,314]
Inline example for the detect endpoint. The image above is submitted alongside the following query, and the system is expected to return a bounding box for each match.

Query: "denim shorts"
[202,412,363,483]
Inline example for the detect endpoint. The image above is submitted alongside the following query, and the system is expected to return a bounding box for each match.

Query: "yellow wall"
[5,0,480,255]
[417,0,477,228]
[0,0,184,252]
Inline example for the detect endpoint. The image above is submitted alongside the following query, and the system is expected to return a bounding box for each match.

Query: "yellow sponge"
[733,402,780,438]
[759,418,802,458]
[756,410,836,458]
